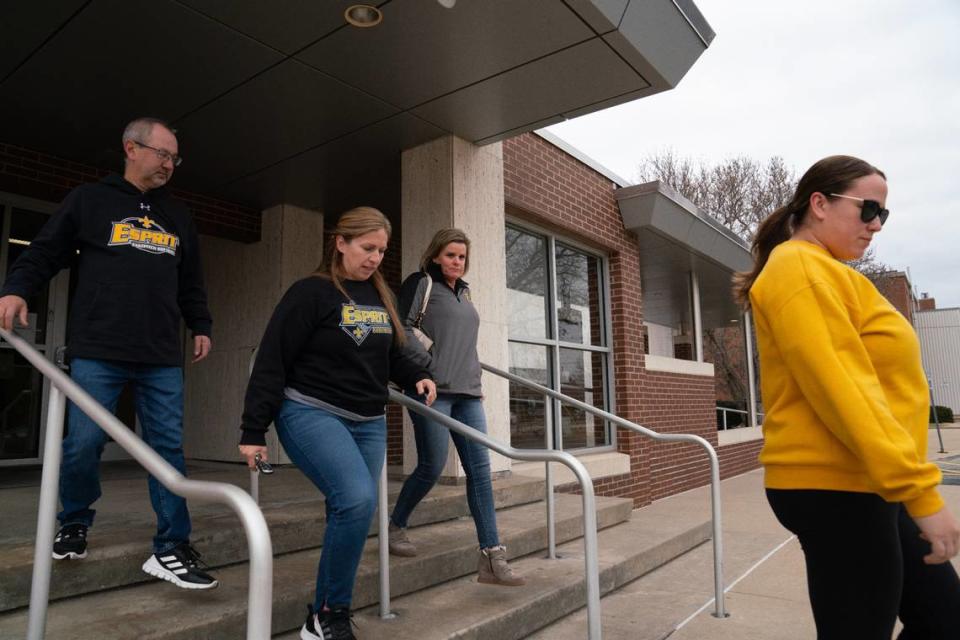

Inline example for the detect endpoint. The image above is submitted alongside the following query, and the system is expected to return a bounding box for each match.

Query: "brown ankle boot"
[477,546,526,586]
[388,523,417,557]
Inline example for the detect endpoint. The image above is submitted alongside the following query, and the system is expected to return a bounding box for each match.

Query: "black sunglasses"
[827,193,889,225]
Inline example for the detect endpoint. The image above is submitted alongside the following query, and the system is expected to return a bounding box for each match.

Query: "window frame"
[505,219,617,453]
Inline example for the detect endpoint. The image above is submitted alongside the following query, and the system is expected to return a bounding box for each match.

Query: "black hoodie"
[0,174,211,366]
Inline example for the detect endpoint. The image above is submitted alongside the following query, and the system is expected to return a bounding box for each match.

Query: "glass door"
[0,197,69,465]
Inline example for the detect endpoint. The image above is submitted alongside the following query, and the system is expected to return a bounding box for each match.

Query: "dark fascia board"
[616,180,752,272]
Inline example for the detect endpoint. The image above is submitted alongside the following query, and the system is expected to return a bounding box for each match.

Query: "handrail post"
[235,488,273,639]
[250,468,259,504]
[544,397,556,559]
[560,452,601,639]
[378,457,394,619]
[26,384,66,640]
[2,328,274,640]
[386,390,602,639]
[703,442,726,618]
[479,361,727,621]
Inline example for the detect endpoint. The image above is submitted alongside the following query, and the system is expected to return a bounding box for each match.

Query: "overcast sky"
[545,0,960,308]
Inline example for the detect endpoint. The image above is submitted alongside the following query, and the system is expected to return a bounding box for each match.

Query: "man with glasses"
[0,117,217,589]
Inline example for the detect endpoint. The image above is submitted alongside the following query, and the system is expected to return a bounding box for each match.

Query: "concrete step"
[0,471,545,612]
[279,505,712,640]
[0,493,634,639]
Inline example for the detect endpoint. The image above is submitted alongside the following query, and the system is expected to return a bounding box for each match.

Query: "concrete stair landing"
[0,460,712,639]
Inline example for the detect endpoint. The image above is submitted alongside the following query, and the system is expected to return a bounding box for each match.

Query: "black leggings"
[767,489,960,640]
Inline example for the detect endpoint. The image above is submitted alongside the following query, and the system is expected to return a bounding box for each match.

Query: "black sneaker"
[52,523,88,560]
[141,543,218,590]
[300,605,356,640]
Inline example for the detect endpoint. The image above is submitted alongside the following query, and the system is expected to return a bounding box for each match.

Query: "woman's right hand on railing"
[239,444,269,470]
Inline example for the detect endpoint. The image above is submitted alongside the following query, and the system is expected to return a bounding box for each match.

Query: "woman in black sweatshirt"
[238,207,435,640]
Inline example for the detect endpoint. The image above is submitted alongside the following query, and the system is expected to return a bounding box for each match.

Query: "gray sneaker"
[388,523,417,557]
[478,545,526,586]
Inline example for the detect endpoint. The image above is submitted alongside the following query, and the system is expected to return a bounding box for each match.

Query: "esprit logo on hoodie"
[340,303,392,345]
[108,216,179,256]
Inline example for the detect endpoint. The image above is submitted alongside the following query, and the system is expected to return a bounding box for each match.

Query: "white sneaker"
[142,543,218,590]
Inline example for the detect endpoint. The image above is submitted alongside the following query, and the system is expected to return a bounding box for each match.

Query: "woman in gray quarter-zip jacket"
[387,228,526,587]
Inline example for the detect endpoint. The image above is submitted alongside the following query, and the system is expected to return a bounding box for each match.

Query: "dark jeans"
[767,488,960,640]
[390,393,499,549]
[275,399,385,609]
[58,358,191,554]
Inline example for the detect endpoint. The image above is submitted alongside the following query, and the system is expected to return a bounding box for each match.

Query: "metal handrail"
[0,328,274,640]
[717,406,747,431]
[384,389,604,640]
[716,406,765,431]
[481,361,727,619]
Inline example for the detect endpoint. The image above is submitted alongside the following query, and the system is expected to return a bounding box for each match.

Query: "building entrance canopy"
[617,180,750,330]
[1,0,712,212]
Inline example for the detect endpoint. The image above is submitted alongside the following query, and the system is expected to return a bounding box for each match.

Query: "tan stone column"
[401,135,510,480]
[183,204,324,463]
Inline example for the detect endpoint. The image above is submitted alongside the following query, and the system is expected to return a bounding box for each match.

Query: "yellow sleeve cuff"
[904,489,945,518]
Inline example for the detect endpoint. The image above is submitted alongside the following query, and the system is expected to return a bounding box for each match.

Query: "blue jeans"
[391,394,499,549]
[58,358,191,554]
[275,399,385,609]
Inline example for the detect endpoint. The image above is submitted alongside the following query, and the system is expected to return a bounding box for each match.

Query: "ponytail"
[732,200,804,306]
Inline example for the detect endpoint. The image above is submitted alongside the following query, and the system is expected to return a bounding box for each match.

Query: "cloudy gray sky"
[546,0,960,307]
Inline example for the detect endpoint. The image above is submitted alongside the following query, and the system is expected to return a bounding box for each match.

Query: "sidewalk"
[671,426,960,640]
[533,426,960,640]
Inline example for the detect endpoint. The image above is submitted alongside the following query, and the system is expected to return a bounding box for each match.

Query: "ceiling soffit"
[0,0,713,210]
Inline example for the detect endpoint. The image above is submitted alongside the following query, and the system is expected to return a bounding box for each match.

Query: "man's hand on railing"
[239,444,269,470]
[416,378,437,406]
[0,295,29,332]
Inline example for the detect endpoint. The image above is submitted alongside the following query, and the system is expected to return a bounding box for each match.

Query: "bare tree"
[637,151,796,241]
[636,150,889,272]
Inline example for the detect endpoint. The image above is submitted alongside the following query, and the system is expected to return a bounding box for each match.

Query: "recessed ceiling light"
[344,4,383,28]
[437,0,457,7]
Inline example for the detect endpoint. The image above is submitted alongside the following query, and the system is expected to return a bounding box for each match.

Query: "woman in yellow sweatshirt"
[735,155,960,639]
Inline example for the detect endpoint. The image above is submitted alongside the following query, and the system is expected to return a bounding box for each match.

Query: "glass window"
[506,224,612,451]
[508,342,551,449]
[0,350,43,459]
[559,348,608,448]
[555,244,604,347]
[6,208,54,345]
[505,227,550,340]
[1,206,56,459]
[642,275,695,361]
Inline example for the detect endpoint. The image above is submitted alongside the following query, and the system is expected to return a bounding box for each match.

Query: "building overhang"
[616,180,751,328]
[0,0,713,212]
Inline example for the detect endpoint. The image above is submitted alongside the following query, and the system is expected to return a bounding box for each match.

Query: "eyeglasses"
[827,193,889,225]
[133,141,182,167]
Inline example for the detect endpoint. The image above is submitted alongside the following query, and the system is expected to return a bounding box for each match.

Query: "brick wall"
[504,133,761,507]
[717,439,765,480]
[642,370,717,502]
[0,142,260,242]
[873,271,914,324]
